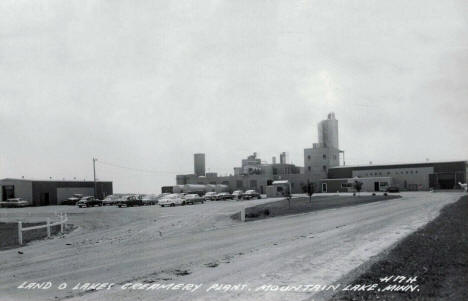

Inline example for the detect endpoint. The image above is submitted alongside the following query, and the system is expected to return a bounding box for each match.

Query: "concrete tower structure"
[194,153,206,176]
[318,112,339,149]
[304,113,341,187]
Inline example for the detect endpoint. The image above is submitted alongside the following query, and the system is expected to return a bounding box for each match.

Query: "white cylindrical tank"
[172,185,184,193]
[183,184,206,193]
[215,184,229,193]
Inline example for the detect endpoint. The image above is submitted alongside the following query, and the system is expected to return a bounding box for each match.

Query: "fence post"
[240,208,245,222]
[46,218,51,238]
[60,213,64,233]
[18,221,23,245]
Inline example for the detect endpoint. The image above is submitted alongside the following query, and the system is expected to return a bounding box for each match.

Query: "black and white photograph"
[1,1,467,300]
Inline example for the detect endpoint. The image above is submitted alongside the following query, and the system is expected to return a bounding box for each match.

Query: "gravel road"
[0,192,463,301]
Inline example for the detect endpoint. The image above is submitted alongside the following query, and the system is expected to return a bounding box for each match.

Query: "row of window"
[307,165,328,172]
[306,154,338,160]
[361,170,419,177]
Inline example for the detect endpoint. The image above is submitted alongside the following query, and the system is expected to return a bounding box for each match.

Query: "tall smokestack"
[194,153,205,176]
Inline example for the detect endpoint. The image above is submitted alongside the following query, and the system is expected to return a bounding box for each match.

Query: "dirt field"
[328,195,468,301]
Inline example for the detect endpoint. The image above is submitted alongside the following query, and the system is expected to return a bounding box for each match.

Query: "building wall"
[0,179,33,205]
[328,161,467,191]
[304,146,340,179]
[32,181,113,205]
[352,167,432,191]
[320,177,392,193]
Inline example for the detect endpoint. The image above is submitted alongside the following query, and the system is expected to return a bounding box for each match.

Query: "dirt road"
[0,192,463,301]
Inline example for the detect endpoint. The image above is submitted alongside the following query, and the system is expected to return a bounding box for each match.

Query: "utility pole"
[93,157,97,198]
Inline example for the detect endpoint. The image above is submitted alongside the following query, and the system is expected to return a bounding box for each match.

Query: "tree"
[354,180,363,196]
[303,180,315,202]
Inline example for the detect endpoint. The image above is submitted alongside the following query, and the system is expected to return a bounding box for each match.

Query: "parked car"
[117,195,144,207]
[183,194,205,205]
[159,194,184,207]
[232,190,243,200]
[141,194,158,205]
[242,190,261,200]
[0,198,28,208]
[62,194,84,205]
[77,196,103,208]
[102,195,120,206]
[386,186,400,193]
[203,192,218,201]
[216,192,234,200]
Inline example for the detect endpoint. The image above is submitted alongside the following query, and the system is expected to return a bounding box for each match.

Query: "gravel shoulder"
[327,194,468,301]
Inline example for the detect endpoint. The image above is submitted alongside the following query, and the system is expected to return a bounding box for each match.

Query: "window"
[341,183,353,188]
[323,154,326,159]
[387,172,391,175]
[308,155,311,160]
[236,180,243,188]
[322,165,327,171]
[308,166,311,171]
[415,170,418,174]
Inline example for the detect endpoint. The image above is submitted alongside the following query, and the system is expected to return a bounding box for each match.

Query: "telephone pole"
[93,157,97,198]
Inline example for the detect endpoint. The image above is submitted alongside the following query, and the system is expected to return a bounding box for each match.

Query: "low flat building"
[327,161,467,191]
[0,178,113,206]
[320,177,392,193]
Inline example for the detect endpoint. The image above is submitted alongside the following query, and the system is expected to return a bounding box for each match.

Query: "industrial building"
[0,178,113,206]
[322,161,467,192]
[171,113,467,193]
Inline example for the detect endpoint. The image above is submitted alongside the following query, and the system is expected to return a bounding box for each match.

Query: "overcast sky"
[1,0,467,193]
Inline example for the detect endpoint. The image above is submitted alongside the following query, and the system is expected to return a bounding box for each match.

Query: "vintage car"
[102,195,120,206]
[159,194,184,207]
[62,194,84,205]
[76,196,103,208]
[242,190,262,200]
[0,198,28,208]
[203,191,218,201]
[117,195,144,207]
[216,192,234,200]
[386,186,400,193]
[232,190,243,200]
[183,194,205,205]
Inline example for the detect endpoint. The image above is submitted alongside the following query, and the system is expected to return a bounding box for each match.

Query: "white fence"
[17,213,68,245]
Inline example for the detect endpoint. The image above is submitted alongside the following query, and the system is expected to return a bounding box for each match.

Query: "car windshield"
[167,194,179,199]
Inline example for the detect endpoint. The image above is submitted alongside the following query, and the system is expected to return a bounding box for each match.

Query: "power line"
[96,160,191,175]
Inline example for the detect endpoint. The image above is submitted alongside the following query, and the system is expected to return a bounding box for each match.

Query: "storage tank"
[215,184,229,193]
[183,184,206,193]
[205,184,216,192]
[172,185,185,193]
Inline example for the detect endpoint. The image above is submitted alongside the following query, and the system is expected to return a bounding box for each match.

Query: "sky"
[1,0,467,193]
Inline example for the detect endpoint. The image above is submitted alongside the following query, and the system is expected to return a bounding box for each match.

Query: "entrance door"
[2,185,14,201]
[322,183,327,193]
[40,193,50,206]
[374,182,380,192]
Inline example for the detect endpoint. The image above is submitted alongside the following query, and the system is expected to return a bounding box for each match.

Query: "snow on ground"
[0,192,464,301]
